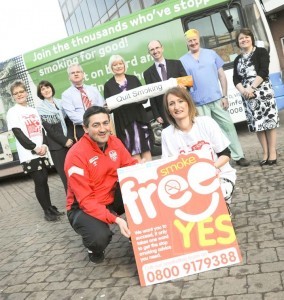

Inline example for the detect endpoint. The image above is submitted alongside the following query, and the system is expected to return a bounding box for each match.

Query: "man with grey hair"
[62,63,105,140]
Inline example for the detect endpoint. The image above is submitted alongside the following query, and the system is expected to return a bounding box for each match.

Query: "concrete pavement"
[0,110,284,300]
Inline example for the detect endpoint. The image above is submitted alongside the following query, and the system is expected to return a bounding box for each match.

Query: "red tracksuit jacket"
[65,134,137,224]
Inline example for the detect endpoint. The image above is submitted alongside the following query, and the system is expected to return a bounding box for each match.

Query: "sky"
[0,0,67,62]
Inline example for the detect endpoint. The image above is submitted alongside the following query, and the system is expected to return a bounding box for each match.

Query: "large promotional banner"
[118,152,242,286]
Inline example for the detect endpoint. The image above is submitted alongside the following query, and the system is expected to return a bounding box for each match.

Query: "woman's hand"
[242,86,255,99]
[65,139,74,148]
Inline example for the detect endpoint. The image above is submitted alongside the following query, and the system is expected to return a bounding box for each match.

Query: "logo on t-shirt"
[89,156,98,166]
[23,114,41,138]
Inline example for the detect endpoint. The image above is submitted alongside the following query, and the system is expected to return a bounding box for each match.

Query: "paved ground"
[0,110,284,300]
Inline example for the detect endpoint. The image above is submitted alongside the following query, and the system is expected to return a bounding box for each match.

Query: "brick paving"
[0,110,283,300]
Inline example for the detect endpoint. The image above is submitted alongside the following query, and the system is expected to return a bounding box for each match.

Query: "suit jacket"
[143,59,187,125]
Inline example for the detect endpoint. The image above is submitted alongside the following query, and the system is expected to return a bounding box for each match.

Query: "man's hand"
[220,97,229,110]
[115,217,131,238]
[65,139,74,148]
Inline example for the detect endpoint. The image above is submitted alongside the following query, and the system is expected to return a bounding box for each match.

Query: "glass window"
[87,0,99,25]
[72,0,79,9]
[70,14,79,34]
[80,0,93,30]
[67,0,74,14]
[62,5,68,20]
[143,0,156,8]
[130,0,141,12]
[66,19,73,36]
[59,0,65,6]
[109,13,119,20]
[75,7,86,32]
[105,0,116,10]
[96,1,107,17]
[185,7,243,64]
[117,0,126,7]
[119,3,130,17]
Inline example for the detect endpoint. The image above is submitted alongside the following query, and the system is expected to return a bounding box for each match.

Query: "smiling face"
[237,33,253,51]
[148,40,164,62]
[167,93,189,122]
[111,60,125,76]
[186,34,200,53]
[12,86,28,106]
[40,85,53,100]
[83,112,111,148]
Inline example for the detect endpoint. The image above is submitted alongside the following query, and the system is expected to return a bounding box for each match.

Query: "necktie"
[77,86,92,109]
[158,63,167,81]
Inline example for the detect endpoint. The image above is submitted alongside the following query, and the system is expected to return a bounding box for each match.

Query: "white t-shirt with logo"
[161,116,236,183]
[6,104,45,163]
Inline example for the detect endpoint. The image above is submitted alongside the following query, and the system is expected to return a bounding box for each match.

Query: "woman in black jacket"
[104,55,152,162]
[233,28,279,166]
[37,80,74,191]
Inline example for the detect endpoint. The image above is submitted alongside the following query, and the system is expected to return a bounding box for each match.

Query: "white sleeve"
[206,118,230,153]
[161,130,171,159]
[6,108,20,130]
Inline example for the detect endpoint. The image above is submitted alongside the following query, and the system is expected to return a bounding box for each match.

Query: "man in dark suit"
[143,40,187,127]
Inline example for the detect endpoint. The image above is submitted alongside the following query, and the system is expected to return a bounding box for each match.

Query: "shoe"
[226,203,232,217]
[49,205,65,216]
[267,159,277,165]
[259,159,268,166]
[235,158,250,167]
[88,250,105,264]
[44,209,60,222]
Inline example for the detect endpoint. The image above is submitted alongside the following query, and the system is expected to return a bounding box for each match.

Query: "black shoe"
[88,250,105,264]
[44,209,60,222]
[259,159,268,166]
[267,159,277,165]
[49,205,65,216]
[235,158,250,167]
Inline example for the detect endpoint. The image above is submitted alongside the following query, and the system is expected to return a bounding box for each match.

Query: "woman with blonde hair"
[104,54,152,162]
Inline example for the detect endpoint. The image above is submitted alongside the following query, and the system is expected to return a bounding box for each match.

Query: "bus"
[0,0,283,177]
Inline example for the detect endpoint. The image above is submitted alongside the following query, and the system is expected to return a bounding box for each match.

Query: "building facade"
[58,0,163,36]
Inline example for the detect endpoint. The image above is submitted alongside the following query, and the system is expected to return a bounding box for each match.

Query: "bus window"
[184,7,243,65]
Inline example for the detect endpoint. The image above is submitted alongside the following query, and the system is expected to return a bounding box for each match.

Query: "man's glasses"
[12,90,26,96]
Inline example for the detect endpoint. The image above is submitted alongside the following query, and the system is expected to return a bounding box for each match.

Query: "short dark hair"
[37,80,55,100]
[235,28,255,48]
[83,106,110,127]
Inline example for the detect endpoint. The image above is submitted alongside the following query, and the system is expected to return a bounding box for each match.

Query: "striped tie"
[77,86,92,109]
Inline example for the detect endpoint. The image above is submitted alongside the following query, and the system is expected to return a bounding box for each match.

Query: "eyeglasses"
[12,90,26,96]
[149,46,162,53]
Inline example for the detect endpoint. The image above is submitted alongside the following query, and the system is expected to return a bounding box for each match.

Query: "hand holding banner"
[106,76,193,110]
[118,151,241,286]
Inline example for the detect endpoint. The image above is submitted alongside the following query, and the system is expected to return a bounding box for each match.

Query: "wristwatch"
[251,85,257,90]
[222,96,228,99]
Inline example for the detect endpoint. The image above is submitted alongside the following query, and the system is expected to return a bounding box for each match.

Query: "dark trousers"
[50,148,68,192]
[68,185,124,253]
[29,167,52,211]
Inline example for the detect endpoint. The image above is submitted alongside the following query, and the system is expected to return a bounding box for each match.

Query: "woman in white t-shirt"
[6,80,64,222]
[161,87,236,215]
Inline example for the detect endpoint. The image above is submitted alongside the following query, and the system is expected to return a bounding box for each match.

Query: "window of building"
[66,19,74,36]
[129,0,141,12]
[80,0,93,30]
[72,0,80,9]
[75,6,86,32]
[66,0,74,14]
[105,0,116,10]
[70,14,80,34]
[96,1,107,17]
[62,5,69,21]
[87,0,99,26]
[143,0,156,8]
[118,2,130,17]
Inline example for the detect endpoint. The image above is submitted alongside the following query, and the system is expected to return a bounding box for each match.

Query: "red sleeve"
[65,153,118,224]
